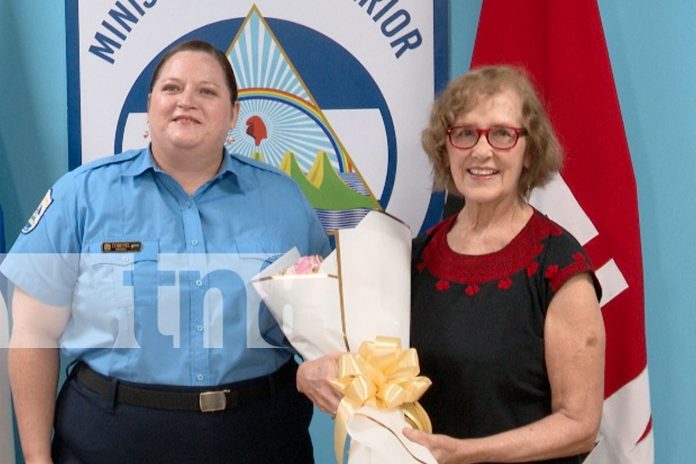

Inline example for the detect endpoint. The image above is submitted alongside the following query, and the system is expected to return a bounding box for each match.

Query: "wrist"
[24,454,53,464]
[22,443,53,464]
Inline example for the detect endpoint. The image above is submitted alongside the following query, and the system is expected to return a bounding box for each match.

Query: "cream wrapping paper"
[252,211,436,464]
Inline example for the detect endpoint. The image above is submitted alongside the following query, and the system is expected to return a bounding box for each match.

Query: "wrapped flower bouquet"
[252,211,436,464]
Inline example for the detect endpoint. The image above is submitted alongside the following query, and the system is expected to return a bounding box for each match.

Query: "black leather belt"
[73,360,297,413]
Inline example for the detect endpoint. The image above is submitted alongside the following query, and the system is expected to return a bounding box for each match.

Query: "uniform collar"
[121,146,158,177]
[217,149,237,178]
[122,146,248,188]
[216,149,251,189]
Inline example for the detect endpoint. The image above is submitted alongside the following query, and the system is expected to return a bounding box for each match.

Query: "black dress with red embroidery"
[411,208,601,464]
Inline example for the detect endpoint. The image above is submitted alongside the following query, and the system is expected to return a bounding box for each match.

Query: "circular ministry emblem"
[116,7,397,231]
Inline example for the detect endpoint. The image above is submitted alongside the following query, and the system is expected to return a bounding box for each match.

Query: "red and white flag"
[470,1,653,462]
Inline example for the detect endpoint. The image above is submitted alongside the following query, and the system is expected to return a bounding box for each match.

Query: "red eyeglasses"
[447,125,527,150]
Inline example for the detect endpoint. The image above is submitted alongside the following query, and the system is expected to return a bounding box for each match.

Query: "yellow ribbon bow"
[329,336,432,464]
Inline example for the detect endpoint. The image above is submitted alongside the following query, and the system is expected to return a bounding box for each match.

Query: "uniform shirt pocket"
[69,240,160,350]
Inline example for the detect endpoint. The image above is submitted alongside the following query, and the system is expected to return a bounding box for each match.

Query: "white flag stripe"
[631,432,654,464]
[585,431,653,464]
[595,259,629,307]
[529,173,598,245]
[603,367,652,450]
[585,367,653,464]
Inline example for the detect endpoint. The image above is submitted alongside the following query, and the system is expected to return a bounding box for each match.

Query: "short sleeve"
[541,227,602,302]
[0,173,81,306]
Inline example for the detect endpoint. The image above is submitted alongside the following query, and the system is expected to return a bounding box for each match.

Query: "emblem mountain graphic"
[280,152,377,210]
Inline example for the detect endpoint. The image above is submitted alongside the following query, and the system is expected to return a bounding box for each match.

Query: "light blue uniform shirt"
[1,148,330,386]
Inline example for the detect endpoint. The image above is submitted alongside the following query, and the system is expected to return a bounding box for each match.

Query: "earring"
[143,127,149,139]
[226,130,234,144]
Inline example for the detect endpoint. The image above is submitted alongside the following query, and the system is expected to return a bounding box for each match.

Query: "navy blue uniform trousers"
[51,364,314,463]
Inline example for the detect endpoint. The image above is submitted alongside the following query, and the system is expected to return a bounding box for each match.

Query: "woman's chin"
[154,136,205,154]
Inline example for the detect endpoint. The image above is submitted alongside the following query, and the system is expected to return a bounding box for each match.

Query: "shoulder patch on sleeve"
[21,189,54,234]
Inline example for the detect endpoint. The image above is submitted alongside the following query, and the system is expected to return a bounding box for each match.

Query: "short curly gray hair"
[422,65,563,199]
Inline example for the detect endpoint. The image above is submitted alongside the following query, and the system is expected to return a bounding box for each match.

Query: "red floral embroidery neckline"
[421,209,562,285]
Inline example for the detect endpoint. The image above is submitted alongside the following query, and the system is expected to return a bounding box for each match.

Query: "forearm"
[8,347,60,463]
[462,411,598,463]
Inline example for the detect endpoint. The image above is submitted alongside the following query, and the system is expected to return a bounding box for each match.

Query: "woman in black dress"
[297,65,605,464]
[402,65,605,463]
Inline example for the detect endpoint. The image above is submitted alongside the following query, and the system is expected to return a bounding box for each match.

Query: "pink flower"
[283,255,324,275]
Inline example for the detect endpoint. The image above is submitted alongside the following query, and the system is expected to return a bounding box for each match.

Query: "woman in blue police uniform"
[2,40,329,463]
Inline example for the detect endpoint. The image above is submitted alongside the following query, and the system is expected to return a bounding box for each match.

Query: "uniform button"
[196,324,204,332]
[191,239,199,246]
[196,374,204,381]
[184,201,192,208]
[121,256,130,262]
[195,279,203,287]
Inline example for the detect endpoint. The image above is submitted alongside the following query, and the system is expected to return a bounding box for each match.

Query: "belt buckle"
[199,389,230,413]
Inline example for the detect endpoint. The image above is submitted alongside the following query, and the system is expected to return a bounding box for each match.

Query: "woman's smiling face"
[147,50,238,158]
[446,87,529,207]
